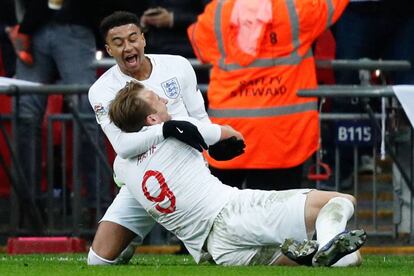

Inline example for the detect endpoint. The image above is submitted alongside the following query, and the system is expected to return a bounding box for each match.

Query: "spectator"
[0,0,17,77]
[140,0,210,58]
[11,0,111,215]
[326,0,414,185]
[188,0,349,190]
[334,0,414,86]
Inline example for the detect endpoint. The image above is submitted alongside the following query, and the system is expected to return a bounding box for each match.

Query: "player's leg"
[88,221,137,265]
[206,189,312,266]
[303,190,355,236]
[280,238,319,266]
[304,190,365,267]
[271,254,298,266]
[87,186,155,265]
[313,231,364,267]
[15,26,56,191]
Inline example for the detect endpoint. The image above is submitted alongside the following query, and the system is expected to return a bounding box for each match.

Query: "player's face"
[105,24,146,75]
[141,89,171,123]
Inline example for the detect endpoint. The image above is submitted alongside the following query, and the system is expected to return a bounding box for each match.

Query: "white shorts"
[206,189,311,266]
[100,185,155,242]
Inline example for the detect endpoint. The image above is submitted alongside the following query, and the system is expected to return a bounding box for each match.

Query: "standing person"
[10,0,112,219]
[88,11,243,265]
[140,0,210,58]
[188,0,350,190]
[0,0,18,77]
[108,81,366,267]
[334,0,414,86]
[326,0,414,184]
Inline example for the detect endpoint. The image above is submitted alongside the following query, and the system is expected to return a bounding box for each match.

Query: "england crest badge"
[161,77,180,99]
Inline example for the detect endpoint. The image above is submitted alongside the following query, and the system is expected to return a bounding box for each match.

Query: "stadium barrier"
[0,84,109,237]
[93,57,411,72]
[298,85,414,242]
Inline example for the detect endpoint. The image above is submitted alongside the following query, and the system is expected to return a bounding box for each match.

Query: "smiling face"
[105,23,148,78]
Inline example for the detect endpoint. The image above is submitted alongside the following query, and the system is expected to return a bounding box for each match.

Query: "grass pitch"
[0,254,413,276]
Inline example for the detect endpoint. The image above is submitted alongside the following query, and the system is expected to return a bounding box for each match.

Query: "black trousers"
[209,164,304,191]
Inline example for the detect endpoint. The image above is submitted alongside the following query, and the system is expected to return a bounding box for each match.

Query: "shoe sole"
[281,239,319,266]
[312,229,367,267]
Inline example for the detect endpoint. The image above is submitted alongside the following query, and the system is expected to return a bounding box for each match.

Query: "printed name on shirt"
[93,103,107,123]
[136,145,157,164]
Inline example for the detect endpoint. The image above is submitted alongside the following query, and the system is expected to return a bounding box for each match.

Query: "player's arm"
[89,84,206,158]
[188,118,245,161]
[101,121,164,159]
[209,125,245,161]
[178,56,210,123]
[219,125,243,141]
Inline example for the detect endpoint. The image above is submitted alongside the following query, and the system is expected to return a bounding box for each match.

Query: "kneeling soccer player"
[108,81,366,267]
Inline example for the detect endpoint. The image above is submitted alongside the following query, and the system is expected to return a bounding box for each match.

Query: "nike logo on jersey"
[176,127,184,134]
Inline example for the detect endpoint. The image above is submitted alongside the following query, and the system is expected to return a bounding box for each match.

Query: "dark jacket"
[19,0,102,34]
[144,0,210,58]
[19,0,148,35]
[0,0,17,25]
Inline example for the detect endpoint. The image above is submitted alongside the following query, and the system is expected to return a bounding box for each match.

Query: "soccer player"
[108,81,367,267]
[87,11,243,265]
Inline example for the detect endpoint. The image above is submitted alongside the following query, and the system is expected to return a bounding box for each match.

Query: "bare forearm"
[219,125,244,141]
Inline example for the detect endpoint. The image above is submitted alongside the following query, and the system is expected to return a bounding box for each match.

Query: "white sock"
[87,244,135,265]
[87,248,117,265]
[315,197,354,248]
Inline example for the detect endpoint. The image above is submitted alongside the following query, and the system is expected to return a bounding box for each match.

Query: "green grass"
[0,254,413,276]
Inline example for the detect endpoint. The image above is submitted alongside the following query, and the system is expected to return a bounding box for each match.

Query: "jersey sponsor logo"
[161,77,180,99]
[93,103,107,123]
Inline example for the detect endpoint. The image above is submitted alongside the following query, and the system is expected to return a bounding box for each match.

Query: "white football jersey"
[114,119,236,263]
[88,54,209,159]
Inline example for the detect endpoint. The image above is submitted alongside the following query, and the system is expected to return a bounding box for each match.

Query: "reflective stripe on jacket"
[188,0,349,169]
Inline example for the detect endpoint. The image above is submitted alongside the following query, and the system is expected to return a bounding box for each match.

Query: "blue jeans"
[15,23,111,207]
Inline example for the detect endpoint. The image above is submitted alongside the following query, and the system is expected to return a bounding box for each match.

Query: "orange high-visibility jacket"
[188,0,349,169]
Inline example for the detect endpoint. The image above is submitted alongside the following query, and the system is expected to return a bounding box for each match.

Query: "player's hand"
[141,7,173,28]
[162,120,208,152]
[208,136,245,161]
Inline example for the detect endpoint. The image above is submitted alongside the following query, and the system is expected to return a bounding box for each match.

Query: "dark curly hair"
[100,11,141,41]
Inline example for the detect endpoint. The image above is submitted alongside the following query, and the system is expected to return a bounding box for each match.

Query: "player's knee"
[308,190,355,210]
[91,221,137,261]
[90,239,119,261]
[337,193,356,206]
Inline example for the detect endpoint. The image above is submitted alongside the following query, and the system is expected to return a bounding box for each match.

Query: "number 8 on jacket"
[142,170,176,214]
